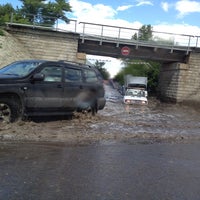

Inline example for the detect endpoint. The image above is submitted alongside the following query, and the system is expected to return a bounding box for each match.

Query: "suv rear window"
[84,69,98,83]
[65,68,82,82]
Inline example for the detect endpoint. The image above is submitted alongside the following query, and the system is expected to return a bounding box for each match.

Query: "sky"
[1,0,200,77]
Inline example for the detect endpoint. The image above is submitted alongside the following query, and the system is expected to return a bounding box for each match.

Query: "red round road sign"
[121,46,130,56]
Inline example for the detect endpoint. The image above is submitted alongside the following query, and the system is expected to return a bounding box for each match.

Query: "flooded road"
[101,84,200,140]
[0,83,200,142]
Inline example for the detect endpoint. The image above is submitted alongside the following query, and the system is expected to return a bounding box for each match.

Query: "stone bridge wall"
[158,52,200,105]
[1,26,86,68]
[0,31,32,67]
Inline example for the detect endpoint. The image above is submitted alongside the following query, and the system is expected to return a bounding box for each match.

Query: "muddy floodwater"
[0,84,200,143]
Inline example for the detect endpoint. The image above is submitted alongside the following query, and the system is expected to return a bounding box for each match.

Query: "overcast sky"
[2,0,200,77]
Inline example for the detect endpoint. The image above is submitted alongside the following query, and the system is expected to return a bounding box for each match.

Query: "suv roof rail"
[58,60,94,69]
[58,60,77,64]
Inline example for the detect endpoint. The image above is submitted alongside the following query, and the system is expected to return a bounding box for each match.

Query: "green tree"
[0,3,15,25]
[132,24,153,41]
[132,33,137,40]
[17,0,71,26]
[44,0,71,23]
[113,70,124,85]
[146,61,160,94]
[94,60,110,80]
[0,0,71,26]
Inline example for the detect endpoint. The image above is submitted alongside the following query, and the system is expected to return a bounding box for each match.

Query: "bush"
[0,28,4,36]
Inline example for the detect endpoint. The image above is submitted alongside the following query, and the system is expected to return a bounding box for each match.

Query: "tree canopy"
[132,24,153,41]
[0,3,15,25]
[93,60,110,80]
[0,0,71,26]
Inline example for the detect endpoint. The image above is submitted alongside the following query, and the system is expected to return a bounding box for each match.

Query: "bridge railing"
[8,13,78,32]
[77,22,200,52]
[6,13,200,51]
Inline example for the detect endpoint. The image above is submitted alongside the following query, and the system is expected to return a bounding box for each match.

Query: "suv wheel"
[92,102,98,116]
[88,101,98,116]
[0,98,21,123]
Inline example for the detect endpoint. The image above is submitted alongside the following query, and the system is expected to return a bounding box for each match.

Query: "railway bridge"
[2,20,200,105]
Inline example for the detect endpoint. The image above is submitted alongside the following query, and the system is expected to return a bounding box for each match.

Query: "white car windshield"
[0,61,44,77]
[126,89,145,97]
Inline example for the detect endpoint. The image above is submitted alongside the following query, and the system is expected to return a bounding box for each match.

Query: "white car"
[123,88,148,105]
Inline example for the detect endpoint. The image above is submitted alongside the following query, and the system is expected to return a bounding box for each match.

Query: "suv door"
[82,69,100,109]
[25,64,63,113]
[63,66,83,111]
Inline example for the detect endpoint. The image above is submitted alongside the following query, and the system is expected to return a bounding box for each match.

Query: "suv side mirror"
[32,73,45,81]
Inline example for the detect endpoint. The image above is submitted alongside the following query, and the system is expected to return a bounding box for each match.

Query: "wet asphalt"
[1,84,200,199]
[1,140,200,200]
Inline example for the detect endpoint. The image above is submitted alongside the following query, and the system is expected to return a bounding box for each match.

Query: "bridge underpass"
[77,21,196,63]
[3,22,200,106]
[75,22,200,106]
[78,39,189,63]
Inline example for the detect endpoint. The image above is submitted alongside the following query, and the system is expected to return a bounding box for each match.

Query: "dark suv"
[0,60,106,122]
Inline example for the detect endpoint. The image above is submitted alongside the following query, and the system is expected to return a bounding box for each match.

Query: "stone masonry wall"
[0,30,33,67]
[0,26,86,69]
[158,63,178,102]
[178,53,200,105]
[158,52,200,105]
[6,26,80,61]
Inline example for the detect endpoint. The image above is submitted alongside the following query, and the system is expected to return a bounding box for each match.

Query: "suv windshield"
[0,61,44,77]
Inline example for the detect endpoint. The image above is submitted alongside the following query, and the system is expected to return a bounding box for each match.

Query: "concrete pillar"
[158,52,200,106]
